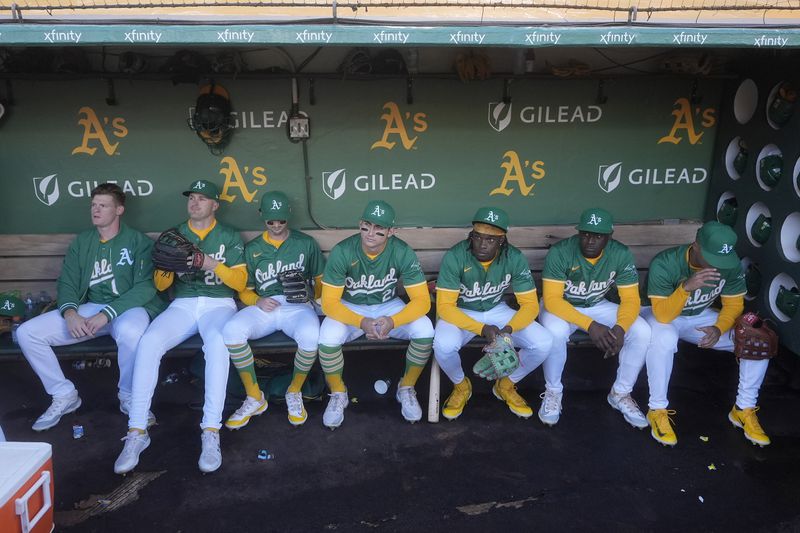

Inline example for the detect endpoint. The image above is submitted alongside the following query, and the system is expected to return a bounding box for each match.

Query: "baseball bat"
[427,358,440,423]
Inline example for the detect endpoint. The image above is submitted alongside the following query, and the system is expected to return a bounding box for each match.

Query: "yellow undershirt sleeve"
[507,290,539,333]
[436,289,485,335]
[650,285,689,323]
[715,295,744,334]
[238,288,259,306]
[542,279,594,331]
[321,283,364,328]
[154,269,174,292]
[390,283,431,328]
[615,284,641,332]
[214,263,248,292]
[313,274,323,300]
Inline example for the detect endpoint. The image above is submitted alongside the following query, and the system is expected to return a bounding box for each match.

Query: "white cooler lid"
[0,442,53,506]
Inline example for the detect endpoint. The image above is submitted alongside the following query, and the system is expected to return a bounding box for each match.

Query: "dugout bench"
[0,221,701,420]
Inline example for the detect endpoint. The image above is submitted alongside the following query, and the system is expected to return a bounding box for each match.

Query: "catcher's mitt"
[733,312,778,360]
[278,269,310,304]
[152,228,205,273]
[473,333,519,381]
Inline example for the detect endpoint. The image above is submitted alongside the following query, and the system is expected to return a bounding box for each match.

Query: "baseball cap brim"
[700,247,740,269]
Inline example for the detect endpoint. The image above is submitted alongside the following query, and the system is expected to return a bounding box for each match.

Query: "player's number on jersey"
[382,289,393,302]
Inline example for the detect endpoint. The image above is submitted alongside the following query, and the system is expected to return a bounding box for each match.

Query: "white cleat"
[607,390,649,429]
[225,392,268,430]
[32,390,81,431]
[538,390,562,427]
[114,430,151,475]
[198,430,222,473]
[323,391,349,430]
[396,385,422,423]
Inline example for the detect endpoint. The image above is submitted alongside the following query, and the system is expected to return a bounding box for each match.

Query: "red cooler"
[0,442,54,533]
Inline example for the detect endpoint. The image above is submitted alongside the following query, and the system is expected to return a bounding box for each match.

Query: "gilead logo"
[322,169,436,200]
[597,162,708,193]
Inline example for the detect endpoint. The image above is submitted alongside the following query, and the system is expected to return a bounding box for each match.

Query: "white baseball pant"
[642,307,769,410]
[17,303,150,400]
[127,296,237,431]
[433,302,553,385]
[223,295,319,351]
[318,297,434,345]
[539,299,650,396]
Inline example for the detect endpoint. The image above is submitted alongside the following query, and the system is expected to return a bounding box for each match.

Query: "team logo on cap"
[588,214,603,226]
[194,180,206,189]
[1,300,13,311]
[484,211,499,223]
[372,205,385,217]
[718,243,734,254]
[271,200,282,210]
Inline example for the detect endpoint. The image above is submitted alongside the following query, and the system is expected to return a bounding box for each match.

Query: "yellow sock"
[129,427,146,434]
[400,365,424,387]
[202,427,219,433]
[287,372,307,394]
[326,374,346,393]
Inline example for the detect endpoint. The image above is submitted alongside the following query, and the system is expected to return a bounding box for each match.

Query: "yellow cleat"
[492,377,533,419]
[225,392,268,430]
[442,377,472,421]
[647,409,677,447]
[728,406,771,447]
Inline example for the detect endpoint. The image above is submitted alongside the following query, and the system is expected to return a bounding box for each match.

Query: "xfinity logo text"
[672,32,707,45]
[450,31,485,44]
[754,35,787,47]
[124,29,162,43]
[597,162,707,193]
[599,32,635,45]
[44,29,81,43]
[295,29,332,43]
[373,31,409,44]
[525,31,561,45]
[217,29,254,43]
[322,169,436,201]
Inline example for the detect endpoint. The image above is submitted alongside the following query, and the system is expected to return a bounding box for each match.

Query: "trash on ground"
[699,436,709,442]
[374,380,391,394]
[257,449,274,460]
[707,463,716,471]
[698,496,704,503]
[161,373,179,385]
[72,360,86,370]
[72,424,84,439]
[351,397,359,404]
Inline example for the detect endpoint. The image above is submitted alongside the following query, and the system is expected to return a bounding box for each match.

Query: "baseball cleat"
[119,397,156,428]
[198,429,222,473]
[647,409,677,447]
[396,385,422,423]
[225,392,268,430]
[323,391,349,429]
[285,392,308,426]
[114,430,150,475]
[442,377,472,421]
[607,390,648,429]
[538,390,562,426]
[728,405,771,447]
[493,377,533,419]
[32,390,82,431]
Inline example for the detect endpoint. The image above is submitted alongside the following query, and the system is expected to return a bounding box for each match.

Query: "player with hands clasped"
[433,207,553,420]
[222,191,325,429]
[538,208,650,429]
[114,180,246,475]
[642,221,770,447]
[318,200,434,428]
[18,183,163,432]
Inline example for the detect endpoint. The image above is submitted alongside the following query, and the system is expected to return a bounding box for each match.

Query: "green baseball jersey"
[437,240,535,312]
[542,235,638,308]
[245,230,325,297]
[172,220,245,299]
[57,223,162,321]
[647,244,746,316]
[323,234,426,305]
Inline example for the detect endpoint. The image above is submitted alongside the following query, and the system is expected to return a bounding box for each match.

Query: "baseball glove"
[152,228,205,273]
[473,333,519,381]
[733,312,778,360]
[278,269,309,304]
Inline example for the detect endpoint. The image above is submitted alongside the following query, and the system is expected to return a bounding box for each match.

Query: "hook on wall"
[690,78,702,105]
[503,79,512,104]
[105,78,117,106]
[407,77,414,105]
[309,78,316,106]
[596,80,608,105]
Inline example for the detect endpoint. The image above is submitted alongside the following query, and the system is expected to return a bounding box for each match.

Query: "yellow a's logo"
[490,150,545,196]
[71,106,128,156]
[219,156,268,203]
[658,98,716,145]
[371,102,428,151]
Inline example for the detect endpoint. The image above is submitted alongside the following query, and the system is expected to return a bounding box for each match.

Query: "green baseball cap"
[759,154,782,187]
[183,179,220,201]
[472,206,509,232]
[576,207,614,234]
[0,294,24,318]
[259,191,291,221]
[696,221,739,269]
[361,200,395,227]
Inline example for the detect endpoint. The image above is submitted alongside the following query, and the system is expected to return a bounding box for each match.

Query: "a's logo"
[72,107,128,156]
[323,169,347,200]
[372,205,385,217]
[658,98,716,146]
[488,102,513,132]
[598,162,623,193]
[490,150,546,196]
[1,300,13,311]
[271,200,282,210]
[371,102,428,151]
[218,156,268,203]
[33,174,60,206]
[588,214,603,226]
[194,180,205,189]
[117,248,134,266]
[484,211,499,223]
[719,243,734,254]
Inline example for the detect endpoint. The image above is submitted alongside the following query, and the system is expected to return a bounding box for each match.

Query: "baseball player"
[114,180,246,474]
[538,208,650,429]
[318,200,434,428]
[17,183,162,432]
[433,207,553,420]
[643,221,769,447]
[222,191,325,429]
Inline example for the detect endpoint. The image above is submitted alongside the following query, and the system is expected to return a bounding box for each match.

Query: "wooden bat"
[427,358,440,423]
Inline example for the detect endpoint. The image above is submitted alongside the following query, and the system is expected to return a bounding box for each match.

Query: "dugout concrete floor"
[1,344,800,533]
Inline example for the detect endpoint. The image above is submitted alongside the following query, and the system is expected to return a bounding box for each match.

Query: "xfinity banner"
[0,77,720,233]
